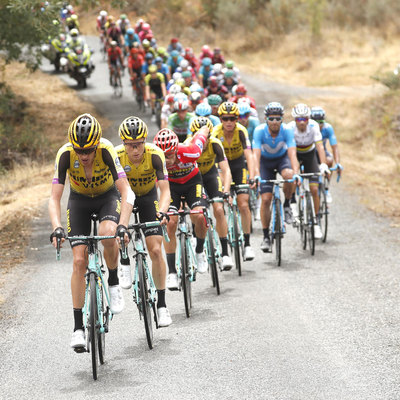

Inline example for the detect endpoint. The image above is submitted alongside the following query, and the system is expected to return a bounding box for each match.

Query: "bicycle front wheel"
[180,234,191,318]
[306,193,315,256]
[138,254,154,349]
[319,183,328,242]
[89,273,99,380]
[233,206,242,276]
[206,229,220,295]
[299,197,307,250]
[97,278,106,365]
[274,198,282,266]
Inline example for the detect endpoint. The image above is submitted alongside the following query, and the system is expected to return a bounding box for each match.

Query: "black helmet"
[264,102,284,117]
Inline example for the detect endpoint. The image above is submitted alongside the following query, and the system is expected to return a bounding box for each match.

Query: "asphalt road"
[1,36,400,400]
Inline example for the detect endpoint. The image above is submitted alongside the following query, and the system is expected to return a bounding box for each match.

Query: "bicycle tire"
[232,205,242,276]
[155,101,162,129]
[89,273,99,380]
[319,183,328,242]
[274,198,282,266]
[98,278,105,365]
[299,197,307,250]
[138,254,153,349]
[306,194,315,256]
[180,234,191,318]
[206,229,220,295]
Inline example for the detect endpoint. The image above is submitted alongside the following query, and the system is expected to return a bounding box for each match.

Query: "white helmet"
[291,103,311,118]
[172,72,182,81]
[213,63,222,74]
[174,92,188,102]
[169,84,181,95]
[179,59,189,69]
[100,10,108,17]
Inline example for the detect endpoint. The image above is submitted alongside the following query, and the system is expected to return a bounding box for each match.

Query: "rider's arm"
[218,159,232,193]
[239,128,255,180]
[252,125,263,176]
[115,177,134,227]
[144,75,150,101]
[287,147,299,175]
[253,148,261,177]
[326,124,340,165]
[49,183,64,231]
[152,152,171,213]
[161,81,167,98]
[331,144,340,165]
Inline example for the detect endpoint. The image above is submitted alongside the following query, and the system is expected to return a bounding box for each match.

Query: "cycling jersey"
[230,95,256,109]
[168,112,195,142]
[196,136,226,175]
[286,119,322,153]
[319,121,338,147]
[53,138,126,198]
[107,46,122,63]
[124,32,141,47]
[115,143,167,197]
[253,123,296,159]
[145,72,165,97]
[166,130,208,184]
[107,27,122,44]
[212,122,251,161]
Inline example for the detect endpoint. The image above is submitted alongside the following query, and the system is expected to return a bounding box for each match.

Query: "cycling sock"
[119,249,130,265]
[157,289,166,309]
[108,267,119,286]
[220,237,228,256]
[73,308,84,331]
[263,228,269,239]
[244,234,250,247]
[284,198,290,207]
[290,193,296,203]
[196,238,205,253]
[166,253,176,274]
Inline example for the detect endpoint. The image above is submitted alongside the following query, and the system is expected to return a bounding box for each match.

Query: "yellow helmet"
[119,116,148,140]
[68,114,102,148]
[218,101,239,117]
[190,117,213,134]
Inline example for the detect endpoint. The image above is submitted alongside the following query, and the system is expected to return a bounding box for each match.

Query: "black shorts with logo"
[202,166,223,199]
[134,186,162,237]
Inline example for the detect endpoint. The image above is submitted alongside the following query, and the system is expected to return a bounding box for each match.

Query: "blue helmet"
[145,52,154,60]
[195,102,212,117]
[238,101,251,116]
[310,106,326,121]
[155,56,163,63]
[126,28,134,35]
[202,57,212,67]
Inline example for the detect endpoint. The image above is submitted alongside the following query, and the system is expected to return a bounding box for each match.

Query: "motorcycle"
[41,34,68,72]
[64,46,95,88]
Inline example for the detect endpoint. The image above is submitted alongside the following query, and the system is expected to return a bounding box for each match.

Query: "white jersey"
[161,104,172,121]
[286,119,322,153]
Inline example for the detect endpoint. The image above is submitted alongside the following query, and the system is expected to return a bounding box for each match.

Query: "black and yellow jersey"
[115,143,168,197]
[211,123,251,161]
[196,136,226,175]
[52,138,126,198]
[144,72,165,91]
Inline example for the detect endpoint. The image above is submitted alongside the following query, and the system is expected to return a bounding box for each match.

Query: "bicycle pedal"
[73,346,86,354]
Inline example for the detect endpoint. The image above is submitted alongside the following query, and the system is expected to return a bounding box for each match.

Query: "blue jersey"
[320,122,337,147]
[245,116,260,143]
[157,64,170,80]
[124,32,141,47]
[253,123,296,159]
[141,61,153,75]
[167,55,183,74]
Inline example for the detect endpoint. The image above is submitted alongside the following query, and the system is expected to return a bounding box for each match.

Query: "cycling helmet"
[182,70,191,78]
[169,83,181,94]
[174,92,188,102]
[142,39,150,48]
[68,114,102,148]
[218,101,239,116]
[190,83,203,93]
[208,76,218,87]
[171,37,179,43]
[180,59,189,69]
[212,63,222,74]
[153,129,179,154]
[170,50,179,58]
[119,116,148,141]
[224,70,234,78]
[126,28,134,35]
[225,60,234,69]
[175,78,185,88]
[174,99,189,111]
[172,72,182,81]
[238,101,251,116]
[70,28,79,37]
[100,10,108,17]
[207,94,223,106]
[120,14,127,20]
[165,94,175,103]
[195,102,212,117]
[157,46,166,55]
[213,47,221,53]
[202,57,212,67]
[145,52,153,60]
[190,116,214,133]
[110,40,117,47]
[310,106,326,121]
[291,103,311,118]
[155,56,163,63]
[190,92,201,103]
[201,45,210,53]
[264,102,284,116]
[148,65,157,73]
[235,84,247,95]
[142,23,151,31]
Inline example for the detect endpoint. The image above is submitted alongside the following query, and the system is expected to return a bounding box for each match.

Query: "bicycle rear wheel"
[138,254,154,349]
[319,183,328,242]
[274,198,282,266]
[89,273,99,380]
[299,197,307,250]
[206,229,220,295]
[180,234,191,318]
[232,206,242,276]
[306,194,315,256]
[155,101,162,129]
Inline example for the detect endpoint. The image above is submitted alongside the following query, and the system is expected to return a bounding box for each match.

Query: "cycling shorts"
[202,166,223,199]
[134,186,161,237]
[67,187,120,248]
[229,156,248,195]
[259,153,292,194]
[297,149,319,184]
[169,171,207,210]
[110,59,121,67]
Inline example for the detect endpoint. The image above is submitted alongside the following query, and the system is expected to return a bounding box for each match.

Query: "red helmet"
[142,22,150,31]
[171,37,179,43]
[153,129,179,154]
[236,84,247,95]
[202,45,210,53]
[209,76,218,87]
[165,94,175,103]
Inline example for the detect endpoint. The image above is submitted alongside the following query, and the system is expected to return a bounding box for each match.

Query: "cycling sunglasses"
[74,146,97,155]
[316,120,325,124]
[267,116,282,122]
[239,113,251,119]
[124,140,145,150]
[221,116,237,122]
[295,117,309,122]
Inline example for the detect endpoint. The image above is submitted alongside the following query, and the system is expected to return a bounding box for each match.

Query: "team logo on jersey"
[74,160,80,169]
[219,136,224,142]
[124,165,131,173]
[115,157,122,167]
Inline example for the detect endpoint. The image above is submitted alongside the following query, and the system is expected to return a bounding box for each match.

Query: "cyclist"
[222,70,238,97]
[49,114,134,349]
[155,56,171,82]
[212,102,256,260]
[167,50,183,75]
[238,101,260,144]
[144,65,167,122]
[194,102,221,126]
[117,14,130,36]
[115,117,172,327]
[153,127,210,289]
[311,106,343,203]
[168,98,195,142]
[167,37,183,54]
[253,102,300,252]
[161,94,176,129]
[189,91,202,111]
[184,47,200,73]
[229,84,257,113]
[96,10,108,35]
[107,20,124,47]
[138,22,153,42]
[212,47,225,65]
[128,47,144,92]
[157,46,168,63]
[287,103,330,239]
[189,117,234,270]
[199,45,213,62]
[207,94,223,117]
[124,28,141,55]
[198,57,212,88]
[222,60,241,82]
[211,63,224,84]
[107,41,124,86]
[205,76,229,99]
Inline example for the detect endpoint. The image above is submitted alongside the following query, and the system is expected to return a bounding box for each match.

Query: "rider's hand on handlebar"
[249,178,256,190]
[50,227,66,248]
[319,163,331,176]
[156,211,170,226]
[116,224,131,245]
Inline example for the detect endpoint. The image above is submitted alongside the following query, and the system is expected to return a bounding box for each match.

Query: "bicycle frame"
[269,181,286,237]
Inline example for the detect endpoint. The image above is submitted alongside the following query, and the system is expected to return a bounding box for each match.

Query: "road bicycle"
[204,198,224,295]
[120,208,169,350]
[132,74,145,111]
[227,184,249,276]
[261,176,299,266]
[167,207,205,317]
[110,64,122,98]
[56,213,114,381]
